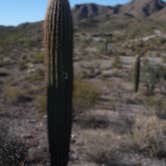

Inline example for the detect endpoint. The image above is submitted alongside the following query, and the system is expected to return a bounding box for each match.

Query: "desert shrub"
[73,79,101,112]
[34,79,101,118]
[158,65,166,95]
[126,115,166,158]
[155,98,166,119]
[160,38,166,44]
[3,85,26,103]
[78,38,92,50]
[35,95,46,115]
[33,52,44,63]
[19,59,28,70]
[26,68,44,82]
[35,79,101,115]
[81,130,123,165]
[96,41,108,54]
[0,124,27,166]
[18,56,32,70]
[141,59,164,95]
[142,96,166,119]
[112,55,122,69]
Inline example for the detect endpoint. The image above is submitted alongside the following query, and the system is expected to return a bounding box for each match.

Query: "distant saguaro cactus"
[134,55,141,92]
[44,0,73,165]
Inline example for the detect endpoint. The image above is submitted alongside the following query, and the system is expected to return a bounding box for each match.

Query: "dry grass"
[3,85,26,103]
[126,115,166,157]
[34,79,101,116]
[112,55,123,69]
[34,95,46,115]
[79,129,121,165]
[73,79,101,112]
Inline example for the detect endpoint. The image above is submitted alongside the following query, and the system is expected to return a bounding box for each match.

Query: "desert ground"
[0,0,166,165]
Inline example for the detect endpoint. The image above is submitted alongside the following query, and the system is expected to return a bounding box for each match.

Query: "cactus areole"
[44,0,73,165]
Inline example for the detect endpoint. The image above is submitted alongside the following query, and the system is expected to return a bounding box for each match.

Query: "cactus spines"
[44,0,73,165]
[134,55,141,92]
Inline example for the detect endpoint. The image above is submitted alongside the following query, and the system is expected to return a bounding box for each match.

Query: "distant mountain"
[0,0,166,47]
[72,0,166,21]
[120,0,166,17]
[73,3,114,21]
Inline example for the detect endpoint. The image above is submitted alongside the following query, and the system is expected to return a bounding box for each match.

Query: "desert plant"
[133,57,165,95]
[133,55,141,92]
[0,123,27,166]
[73,79,101,112]
[44,0,73,165]
[127,115,166,157]
[33,52,44,63]
[35,95,46,115]
[141,60,162,95]
[112,55,122,69]
[103,35,112,54]
[3,85,26,103]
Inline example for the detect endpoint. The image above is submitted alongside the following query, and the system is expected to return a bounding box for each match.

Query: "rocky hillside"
[73,3,114,21]
[120,0,166,17]
[73,0,166,20]
[0,0,166,38]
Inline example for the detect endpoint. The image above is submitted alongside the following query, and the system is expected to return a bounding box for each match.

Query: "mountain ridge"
[73,0,166,21]
[0,0,165,27]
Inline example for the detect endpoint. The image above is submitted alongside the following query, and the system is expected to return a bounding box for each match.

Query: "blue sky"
[0,0,130,26]
[0,0,165,26]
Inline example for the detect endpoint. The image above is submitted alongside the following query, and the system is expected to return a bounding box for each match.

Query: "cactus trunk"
[44,0,73,165]
[134,55,141,92]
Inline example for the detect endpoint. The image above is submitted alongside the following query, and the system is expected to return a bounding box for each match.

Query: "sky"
[0,0,131,26]
[0,0,165,26]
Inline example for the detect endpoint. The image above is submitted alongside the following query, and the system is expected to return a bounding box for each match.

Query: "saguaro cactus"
[134,55,141,92]
[44,0,73,165]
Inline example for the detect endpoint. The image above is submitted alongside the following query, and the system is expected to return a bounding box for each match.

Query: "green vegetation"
[141,59,165,95]
[112,55,122,69]
[35,95,46,115]
[73,79,101,112]
[25,68,44,82]
[33,52,44,63]
[3,85,26,103]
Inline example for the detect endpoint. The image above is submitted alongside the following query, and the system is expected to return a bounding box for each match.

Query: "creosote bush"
[33,52,44,63]
[3,85,26,103]
[142,95,166,119]
[35,79,101,116]
[141,59,164,95]
[35,95,46,115]
[112,55,122,69]
[73,79,101,112]
[126,115,166,157]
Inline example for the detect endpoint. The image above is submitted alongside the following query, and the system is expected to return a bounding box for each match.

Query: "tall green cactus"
[134,55,141,92]
[44,0,73,165]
